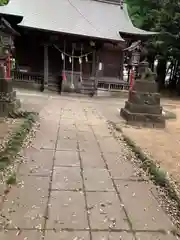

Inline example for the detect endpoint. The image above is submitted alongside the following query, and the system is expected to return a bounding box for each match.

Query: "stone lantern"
[0,17,20,117]
[131,50,141,66]
[125,40,141,66]
[120,42,165,128]
[124,40,141,84]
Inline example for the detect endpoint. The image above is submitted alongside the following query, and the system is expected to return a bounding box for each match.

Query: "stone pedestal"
[120,62,165,128]
[0,78,20,117]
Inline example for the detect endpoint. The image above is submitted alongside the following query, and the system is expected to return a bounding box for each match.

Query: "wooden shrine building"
[0,0,153,94]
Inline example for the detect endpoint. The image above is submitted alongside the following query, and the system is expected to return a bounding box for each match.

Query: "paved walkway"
[0,93,177,239]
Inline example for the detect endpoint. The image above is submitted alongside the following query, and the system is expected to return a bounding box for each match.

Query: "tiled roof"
[0,0,155,41]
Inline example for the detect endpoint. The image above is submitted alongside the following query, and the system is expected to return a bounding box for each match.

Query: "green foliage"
[126,0,180,91]
[126,0,180,60]
[0,111,38,172]
[6,172,16,185]
[0,0,9,6]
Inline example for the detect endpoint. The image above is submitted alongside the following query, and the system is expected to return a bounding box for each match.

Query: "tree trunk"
[147,54,155,71]
[156,58,167,91]
[169,60,177,90]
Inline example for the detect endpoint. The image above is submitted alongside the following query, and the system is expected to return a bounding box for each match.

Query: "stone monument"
[120,43,165,128]
[0,17,20,117]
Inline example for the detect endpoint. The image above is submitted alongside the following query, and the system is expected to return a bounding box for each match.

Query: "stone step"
[81,78,95,95]
[82,82,94,86]
[120,108,165,128]
[81,89,96,96]
[82,84,94,88]
[125,101,162,114]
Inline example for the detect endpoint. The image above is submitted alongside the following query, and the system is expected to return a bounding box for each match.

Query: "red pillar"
[62,71,66,81]
[6,55,11,80]
[129,68,134,90]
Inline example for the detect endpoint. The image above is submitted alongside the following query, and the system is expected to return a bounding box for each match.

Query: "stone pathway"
[0,94,177,239]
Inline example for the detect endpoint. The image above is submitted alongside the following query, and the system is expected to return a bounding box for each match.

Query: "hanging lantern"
[61,53,64,60]
[98,62,103,71]
[69,57,72,63]
[85,55,88,62]
[131,50,140,66]
[90,41,95,47]
[79,57,82,64]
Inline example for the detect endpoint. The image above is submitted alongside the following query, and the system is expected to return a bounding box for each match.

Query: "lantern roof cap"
[124,40,142,52]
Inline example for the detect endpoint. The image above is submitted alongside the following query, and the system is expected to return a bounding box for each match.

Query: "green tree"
[126,0,180,92]
[0,0,9,6]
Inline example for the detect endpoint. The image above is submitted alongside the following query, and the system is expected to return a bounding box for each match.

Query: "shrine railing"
[11,70,130,92]
[11,70,43,84]
[97,80,130,91]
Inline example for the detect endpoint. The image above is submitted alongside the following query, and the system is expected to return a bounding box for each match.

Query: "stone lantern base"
[0,78,20,117]
[120,62,165,128]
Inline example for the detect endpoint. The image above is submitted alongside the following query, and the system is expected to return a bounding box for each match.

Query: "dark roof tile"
[0,0,154,41]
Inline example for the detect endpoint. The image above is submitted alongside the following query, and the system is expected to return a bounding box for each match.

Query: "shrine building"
[0,0,153,93]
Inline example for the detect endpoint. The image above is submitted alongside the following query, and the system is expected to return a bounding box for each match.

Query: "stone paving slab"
[32,131,56,150]
[135,232,176,240]
[54,150,80,167]
[56,139,77,151]
[77,131,96,142]
[104,153,138,180]
[52,167,82,190]
[0,230,41,240]
[91,232,135,239]
[60,124,76,132]
[47,191,88,229]
[60,119,76,125]
[83,168,114,191]
[1,176,49,229]
[18,148,54,176]
[39,122,59,135]
[76,124,91,132]
[79,140,100,153]
[58,129,77,140]
[115,180,174,231]
[91,126,112,138]
[44,230,90,240]
[86,191,129,230]
[98,138,122,153]
[80,151,106,169]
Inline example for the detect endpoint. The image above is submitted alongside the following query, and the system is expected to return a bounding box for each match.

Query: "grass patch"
[0,111,38,174]
[6,172,17,185]
[111,122,180,210]
[164,110,177,120]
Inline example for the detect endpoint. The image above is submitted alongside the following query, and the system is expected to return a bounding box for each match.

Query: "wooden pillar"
[92,49,97,91]
[120,50,124,80]
[44,44,49,87]
[92,49,96,78]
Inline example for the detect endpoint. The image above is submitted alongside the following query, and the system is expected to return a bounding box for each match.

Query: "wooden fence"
[12,70,130,92]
